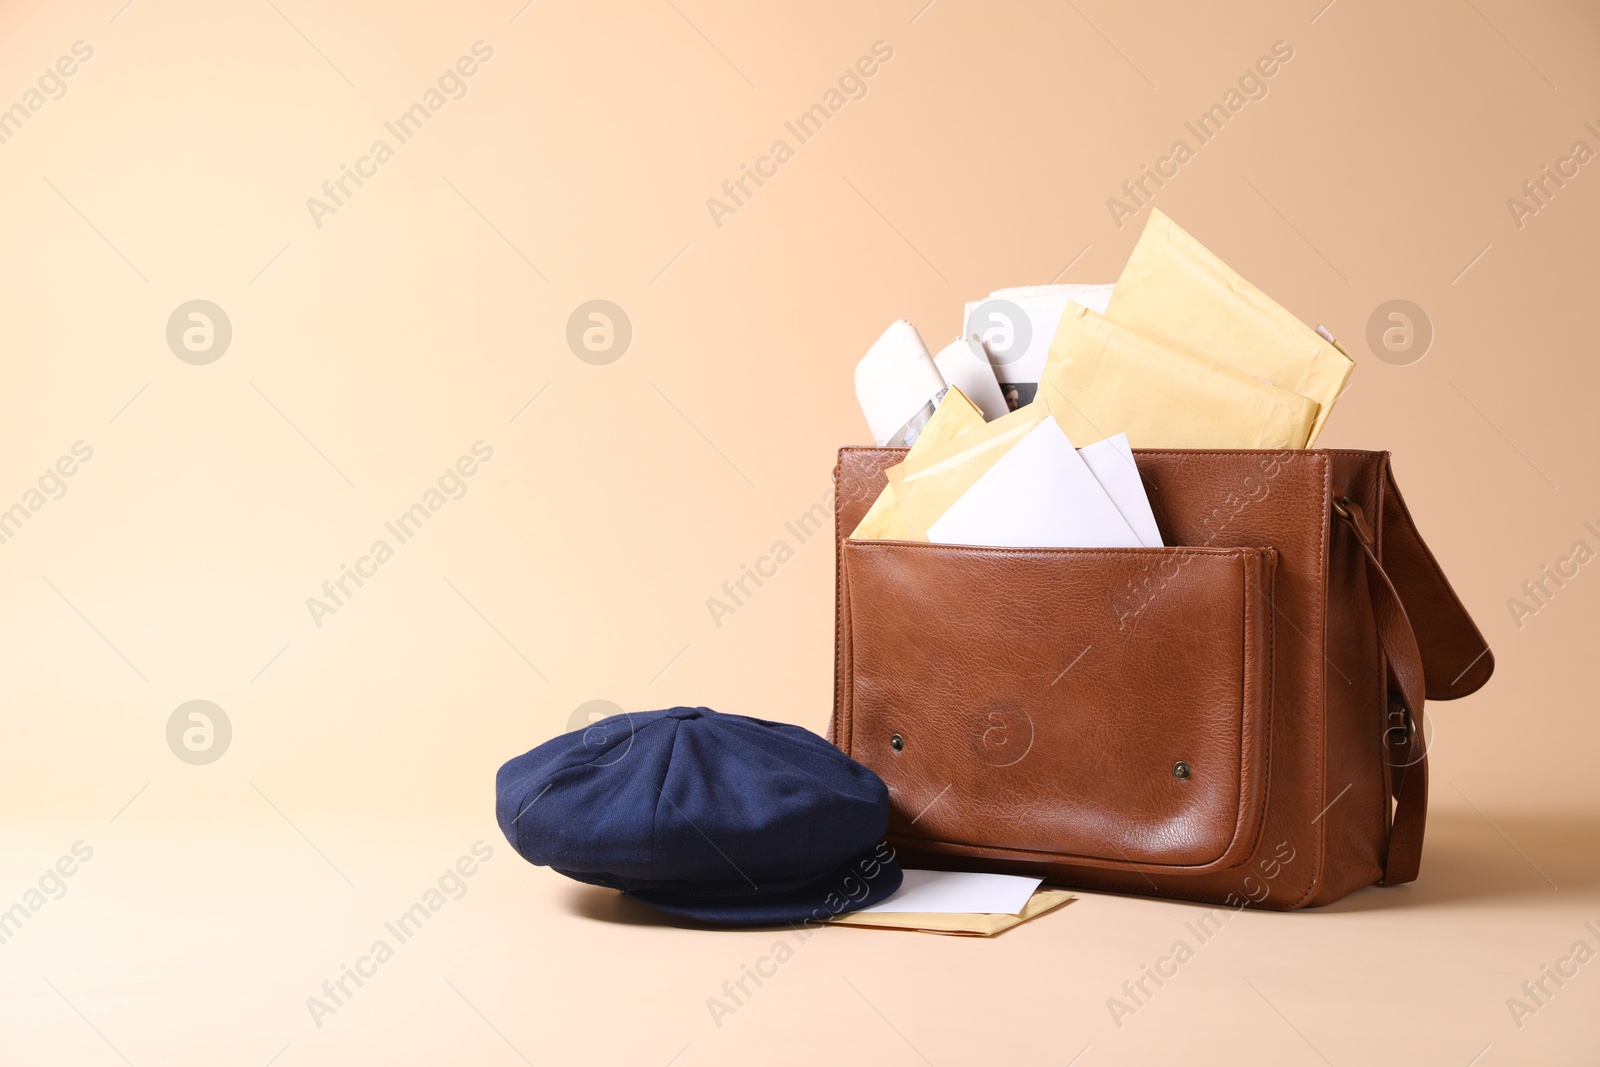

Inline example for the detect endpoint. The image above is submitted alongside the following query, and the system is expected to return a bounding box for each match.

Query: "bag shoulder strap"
[1335,456,1494,884]
[1337,496,1429,885]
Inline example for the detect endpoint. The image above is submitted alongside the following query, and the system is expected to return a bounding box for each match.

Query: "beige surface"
[1,0,1597,1063]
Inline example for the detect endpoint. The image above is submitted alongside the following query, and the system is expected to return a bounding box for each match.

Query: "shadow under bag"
[829,447,1493,910]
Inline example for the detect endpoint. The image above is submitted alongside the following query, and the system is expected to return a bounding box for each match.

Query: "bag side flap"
[1377,457,1494,700]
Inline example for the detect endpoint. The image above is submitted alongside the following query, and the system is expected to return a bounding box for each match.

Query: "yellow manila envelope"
[1105,208,1353,443]
[827,888,1076,937]
[1036,303,1319,449]
[854,403,1051,541]
[906,386,984,457]
[850,387,986,541]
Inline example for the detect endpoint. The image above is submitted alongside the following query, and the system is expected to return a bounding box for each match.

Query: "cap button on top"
[665,707,704,720]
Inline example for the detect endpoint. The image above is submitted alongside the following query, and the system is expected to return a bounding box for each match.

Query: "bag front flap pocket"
[844,540,1275,875]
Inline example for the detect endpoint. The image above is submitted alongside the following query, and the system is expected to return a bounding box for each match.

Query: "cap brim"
[627,848,903,927]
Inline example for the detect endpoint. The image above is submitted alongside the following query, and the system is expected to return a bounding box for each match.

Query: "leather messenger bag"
[829,447,1494,909]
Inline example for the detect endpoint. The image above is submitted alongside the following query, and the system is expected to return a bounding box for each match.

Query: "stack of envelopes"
[851,208,1354,548]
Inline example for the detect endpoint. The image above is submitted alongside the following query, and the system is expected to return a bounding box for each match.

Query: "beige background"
[2,0,1597,1063]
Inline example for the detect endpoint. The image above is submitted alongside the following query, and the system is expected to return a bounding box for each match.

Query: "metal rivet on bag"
[890,734,904,751]
[1172,761,1191,780]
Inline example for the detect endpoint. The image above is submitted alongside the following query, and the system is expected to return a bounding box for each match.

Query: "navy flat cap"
[495,707,902,926]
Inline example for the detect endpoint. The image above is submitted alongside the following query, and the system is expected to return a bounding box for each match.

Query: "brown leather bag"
[829,447,1493,909]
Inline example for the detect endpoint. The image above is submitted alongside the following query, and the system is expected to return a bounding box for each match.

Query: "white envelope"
[853,870,1044,915]
[926,417,1143,548]
[933,336,1009,422]
[1078,433,1163,548]
[855,320,948,446]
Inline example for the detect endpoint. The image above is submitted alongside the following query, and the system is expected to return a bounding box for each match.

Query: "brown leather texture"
[846,541,1276,874]
[831,447,1492,910]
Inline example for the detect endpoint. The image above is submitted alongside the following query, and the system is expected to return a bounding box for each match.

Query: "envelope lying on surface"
[828,887,1077,936]
[1106,208,1352,443]
[855,870,1044,914]
[1036,302,1320,449]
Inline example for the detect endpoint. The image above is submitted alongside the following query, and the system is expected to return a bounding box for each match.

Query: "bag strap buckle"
[1384,697,1419,756]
